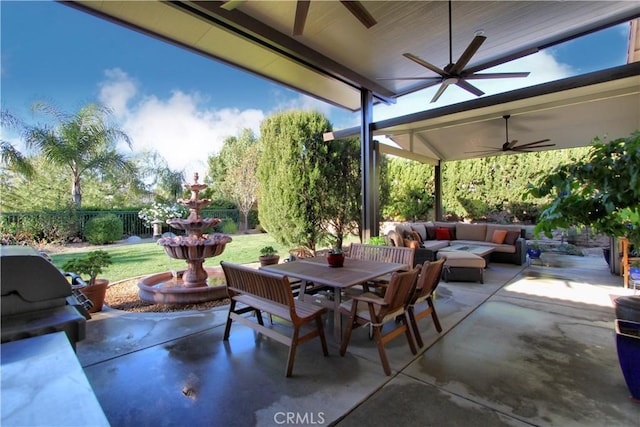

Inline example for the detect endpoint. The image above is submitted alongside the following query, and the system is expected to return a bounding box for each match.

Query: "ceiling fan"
[466,115,555,156]
[384,0,530,103]
[221,0,376,36]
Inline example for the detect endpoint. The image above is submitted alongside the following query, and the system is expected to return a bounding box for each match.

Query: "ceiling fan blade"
[403,53,447,76]
[220,0,245,11]
[449,35,486,75]
[430,80,454,103]
[464,47,539,74]
[377,77,442,82]
[340,0,377,28]
[514,144,556,151]
[515,139,552,149]
[293,0,311,36]
[465,72,531,79]
[455,79,484,97]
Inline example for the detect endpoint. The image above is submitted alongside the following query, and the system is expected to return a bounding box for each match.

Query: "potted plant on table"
[327,247,345,268]
[62,250,113,313]
[259,246,280,266]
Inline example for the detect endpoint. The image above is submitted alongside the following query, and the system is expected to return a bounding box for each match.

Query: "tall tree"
[23,102,135,207]
[322,136,361,248]
[223,143,260,232]
[0,109,35,178]
[257,111,332,251]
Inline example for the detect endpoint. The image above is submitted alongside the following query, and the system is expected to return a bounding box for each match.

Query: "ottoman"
[437,251,486,283]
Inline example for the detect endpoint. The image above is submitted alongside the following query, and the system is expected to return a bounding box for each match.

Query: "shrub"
[84,214,123,244]
[1,209,80,244]
[221,219,238,235]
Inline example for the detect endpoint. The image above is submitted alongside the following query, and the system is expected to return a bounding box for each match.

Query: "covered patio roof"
[66,1,640,111]
[328,62,640,165]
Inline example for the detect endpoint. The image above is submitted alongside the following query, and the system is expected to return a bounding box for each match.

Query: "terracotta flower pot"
[327,253,345,268]
[80,278,109,313]
[259,255,280,267]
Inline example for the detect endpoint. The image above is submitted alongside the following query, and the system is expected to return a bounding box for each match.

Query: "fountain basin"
[158,234,232,260]
[166,217,221,234]
[137,267,228,304]
[161,243,227,260]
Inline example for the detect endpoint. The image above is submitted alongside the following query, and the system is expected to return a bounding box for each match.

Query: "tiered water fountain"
[138,173,232,304]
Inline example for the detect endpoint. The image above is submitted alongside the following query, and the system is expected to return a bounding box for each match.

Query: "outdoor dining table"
[260,256,406,340]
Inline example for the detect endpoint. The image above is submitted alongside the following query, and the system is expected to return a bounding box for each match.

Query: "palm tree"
[24,102,134,207]
[0,109,35,178]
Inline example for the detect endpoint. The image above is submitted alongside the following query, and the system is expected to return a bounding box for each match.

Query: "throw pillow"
[411,231,423,243]
[425,226,436,240]
[435,227,451,240]
[492,229,508,244]
[504,230,521,245]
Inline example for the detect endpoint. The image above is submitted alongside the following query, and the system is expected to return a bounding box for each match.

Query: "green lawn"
[49,233,291,282]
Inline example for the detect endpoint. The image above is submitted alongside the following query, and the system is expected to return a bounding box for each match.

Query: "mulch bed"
[105,279,230,313]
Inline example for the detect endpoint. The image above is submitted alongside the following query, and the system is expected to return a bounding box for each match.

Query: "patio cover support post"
[434,161,443,221]
[361,89,378,241]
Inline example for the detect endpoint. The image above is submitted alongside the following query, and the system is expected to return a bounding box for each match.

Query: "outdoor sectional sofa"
[386,222,527,266]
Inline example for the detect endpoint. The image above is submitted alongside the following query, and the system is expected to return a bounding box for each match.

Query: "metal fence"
[1,209,240,238]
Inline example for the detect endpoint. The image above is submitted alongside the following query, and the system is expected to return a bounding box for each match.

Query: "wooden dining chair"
[407,259,445,348]
[348,243,415,293]
[339,267,420,376]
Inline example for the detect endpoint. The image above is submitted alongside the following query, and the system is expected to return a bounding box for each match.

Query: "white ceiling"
[69,1,640,111]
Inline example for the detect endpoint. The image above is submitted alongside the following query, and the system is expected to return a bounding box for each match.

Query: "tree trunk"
[72,174,82,207]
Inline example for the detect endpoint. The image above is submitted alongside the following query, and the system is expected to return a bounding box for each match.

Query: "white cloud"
[97,69,264,177]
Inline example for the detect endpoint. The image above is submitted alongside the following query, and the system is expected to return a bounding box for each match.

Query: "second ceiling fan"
[393,0,531,103]
[466,115,555,156]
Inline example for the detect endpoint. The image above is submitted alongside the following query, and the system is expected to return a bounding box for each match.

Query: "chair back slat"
[412,259,444,303]
[349,243,414,270]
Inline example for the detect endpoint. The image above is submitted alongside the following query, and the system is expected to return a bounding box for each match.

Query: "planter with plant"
[630,260,640,281]
[327,247,345,268]
[526,242,542,260]
[259,246,279,266]
[62,250,113,313]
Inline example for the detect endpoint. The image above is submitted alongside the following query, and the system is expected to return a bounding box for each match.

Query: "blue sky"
[1,1,632,175]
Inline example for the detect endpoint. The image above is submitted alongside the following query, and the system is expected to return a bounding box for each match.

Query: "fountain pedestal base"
[182,260,208,287]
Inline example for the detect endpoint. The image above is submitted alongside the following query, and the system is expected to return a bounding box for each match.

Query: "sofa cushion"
[422,240,449,251]
[425,226,436,240]
[410,223,427,241]
[484,224,523,243]
[456,223,487,242]
[504,230,521,245]
[492,229,508,244]
[455,240,517,254]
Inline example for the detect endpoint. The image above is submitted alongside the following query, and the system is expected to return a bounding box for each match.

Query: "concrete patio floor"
[77,251,640,426]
